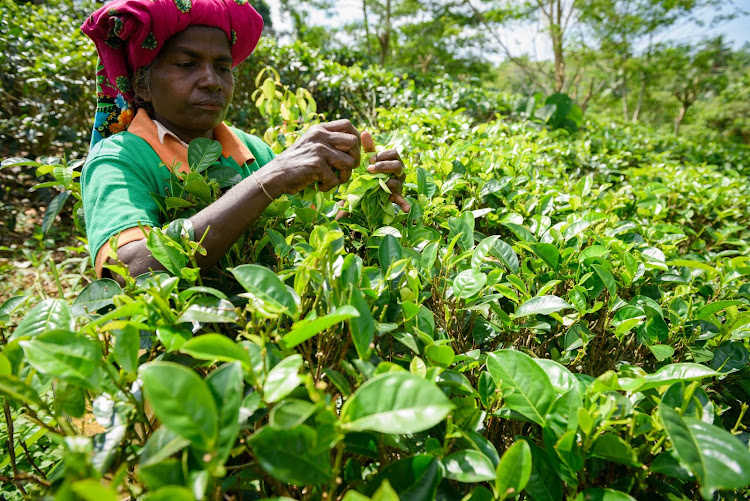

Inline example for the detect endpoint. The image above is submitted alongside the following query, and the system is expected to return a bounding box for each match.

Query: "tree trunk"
[674,104,688,135]
[378,0,392,66]
[362,0,372,58]
[551,0,565,92]
[620,54,629,120]
[632,72,646,123]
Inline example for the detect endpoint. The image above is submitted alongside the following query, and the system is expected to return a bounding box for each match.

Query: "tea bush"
[2,69,750,501]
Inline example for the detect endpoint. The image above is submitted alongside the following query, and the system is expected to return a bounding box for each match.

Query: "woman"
[81,0,409,280]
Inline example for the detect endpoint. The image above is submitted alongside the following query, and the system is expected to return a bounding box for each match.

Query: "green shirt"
[82,128,275,267]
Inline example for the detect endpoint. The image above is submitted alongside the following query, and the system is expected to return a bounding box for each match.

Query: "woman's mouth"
[194,100,223,110]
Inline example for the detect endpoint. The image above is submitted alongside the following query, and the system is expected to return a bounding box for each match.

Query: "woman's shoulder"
[87,131,157,160]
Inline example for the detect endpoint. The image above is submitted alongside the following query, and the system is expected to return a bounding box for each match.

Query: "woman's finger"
[368,160,404,176]
[361,130,376,152]
[368,149,401,163]
[389,193,411,213]
[324,146,357,171]
[327,131,360,153]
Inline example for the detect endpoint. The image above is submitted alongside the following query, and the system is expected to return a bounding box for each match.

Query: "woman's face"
[145,26,234,143]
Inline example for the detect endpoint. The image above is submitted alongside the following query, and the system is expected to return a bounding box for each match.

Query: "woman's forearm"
[115,164,286,279]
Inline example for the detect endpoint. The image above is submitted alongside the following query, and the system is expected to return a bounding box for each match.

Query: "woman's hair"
[131,57,159,114]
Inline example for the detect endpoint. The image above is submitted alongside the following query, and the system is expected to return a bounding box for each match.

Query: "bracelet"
[252,172,274,202]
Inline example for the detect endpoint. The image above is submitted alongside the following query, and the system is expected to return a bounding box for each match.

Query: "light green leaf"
[443,450,496,483]
[341,372,454,434]
[282,306,360,348]
[495,440,532,500]
[515,295,572,318]
[263,355,303,403]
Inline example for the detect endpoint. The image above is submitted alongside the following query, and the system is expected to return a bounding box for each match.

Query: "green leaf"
[486,350,555,426]
[636,363,719,391]
[574,489,636,501]
[71,279,121,316]
[176,297,238,324]
[146,229,187,275]
[341,372,454,434]
[453,270,487,299]
[495,440,532,500]
[282,305,360,348]
[206,362,243,463]
[230,264,297,316]
[425,344,455,367]
[20,330,100,389]
[591,264,616,296]
[443,450,496,483]
[11,298,73,341]
[41,191,70,234]
[515,295,572,318]
[180,334,252,369]
[249,424,332,485]
[489,238,519,273]
[590,434,641,467]
[523,439,562,501]
[366,455,441,501]
[69,479,119,501]
[269,399,317,429]
[529,242,560,271]
[696,300,744,320]
[379,234,403,269]
[187,137,222,173]
[350,287,375,360]
[0,375,44,407]
[661,405,750,499]
[141,486,195,501]
[139,362,218,451]
[263,355,303,403]
[139,427,191,467]
[710,341,749,373]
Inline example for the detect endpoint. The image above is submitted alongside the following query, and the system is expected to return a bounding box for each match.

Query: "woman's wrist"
[254,161,287,199]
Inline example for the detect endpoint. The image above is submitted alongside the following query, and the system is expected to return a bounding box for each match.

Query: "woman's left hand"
[362,130,411,213]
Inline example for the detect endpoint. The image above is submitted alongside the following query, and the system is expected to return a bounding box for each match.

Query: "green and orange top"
[82,108,275,278]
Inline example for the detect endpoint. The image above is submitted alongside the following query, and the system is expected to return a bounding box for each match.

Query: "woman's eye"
[177,61,196,69]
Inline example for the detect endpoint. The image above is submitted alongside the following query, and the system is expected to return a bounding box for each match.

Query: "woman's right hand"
[260,119,361,197]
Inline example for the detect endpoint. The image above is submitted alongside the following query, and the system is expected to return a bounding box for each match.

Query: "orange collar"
[127,108,255,173]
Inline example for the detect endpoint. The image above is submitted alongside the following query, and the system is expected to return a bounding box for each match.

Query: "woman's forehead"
[161,25,232,58]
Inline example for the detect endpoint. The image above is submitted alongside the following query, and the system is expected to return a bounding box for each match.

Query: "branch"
[464,0,551,93]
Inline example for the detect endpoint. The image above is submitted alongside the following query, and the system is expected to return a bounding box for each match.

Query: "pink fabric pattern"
[81,0,263,148]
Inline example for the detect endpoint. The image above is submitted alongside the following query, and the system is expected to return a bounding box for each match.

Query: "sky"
[264,0,750,62]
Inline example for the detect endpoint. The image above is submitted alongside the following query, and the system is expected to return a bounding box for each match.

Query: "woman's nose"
[197,64,222,91]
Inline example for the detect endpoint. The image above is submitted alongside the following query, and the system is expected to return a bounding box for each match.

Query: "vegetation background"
[1,0,750,500]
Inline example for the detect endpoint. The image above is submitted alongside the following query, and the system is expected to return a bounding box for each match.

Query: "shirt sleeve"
[82,137,165,270]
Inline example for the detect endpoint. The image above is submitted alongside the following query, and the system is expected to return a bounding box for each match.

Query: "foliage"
[2,64,750,499]
[0,0,96,157]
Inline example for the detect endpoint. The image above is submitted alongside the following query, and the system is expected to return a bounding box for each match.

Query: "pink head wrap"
[81,0,263,148]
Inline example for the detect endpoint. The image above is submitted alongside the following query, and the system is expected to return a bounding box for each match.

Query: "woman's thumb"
[361,130,376,153]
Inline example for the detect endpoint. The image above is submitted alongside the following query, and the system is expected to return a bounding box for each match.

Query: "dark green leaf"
[11,298,73,341]
[487,350,555,426]
[71,279,121,316]
[140,362,218,451]
[249,424,332,485]
[187,137,222,173]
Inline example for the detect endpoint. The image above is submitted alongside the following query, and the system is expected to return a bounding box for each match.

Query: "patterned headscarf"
[81,0,264,148]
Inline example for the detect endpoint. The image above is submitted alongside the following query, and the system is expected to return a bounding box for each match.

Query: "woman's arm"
[112,120,361,279]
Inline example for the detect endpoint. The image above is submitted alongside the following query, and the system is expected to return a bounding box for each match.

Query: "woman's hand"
[362,130,411,213]
[261,119,361,197]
